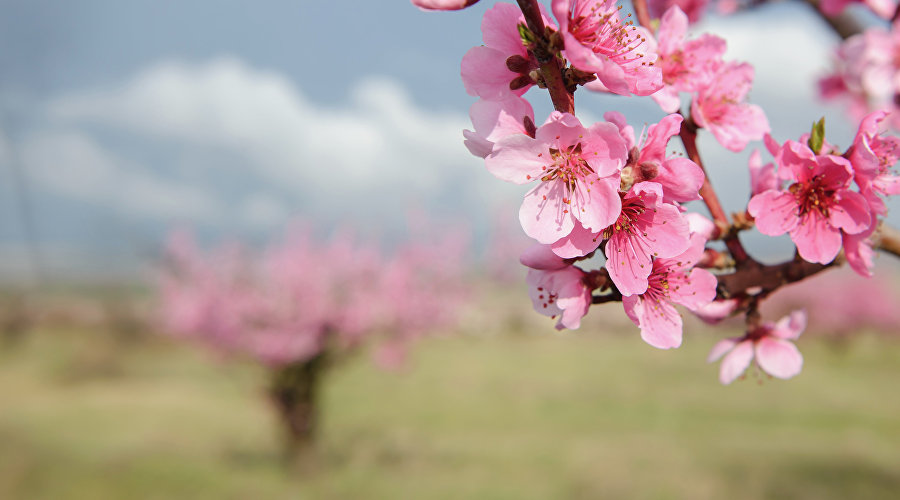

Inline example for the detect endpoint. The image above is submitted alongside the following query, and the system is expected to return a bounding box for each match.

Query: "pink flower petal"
[748,149,778,196]
[605,233,651,296]
[829,190,871,235]
[772,309,807,340]
[520,244,568,270]
[550,221,601,258]
[644,198,691,258]
[481,3,527,57]
[573,174,622,233]
[461,46,522,100]
[641,114,683,164]
[656,157,705,203]
[755,337,803,380]
[519,181,577,243]
[707,336,740,362]
[719,340,754,384]
[670,268,718,311]
[748,190,799,236]
[623,295,684,349]
[790,211,843,264]
[485,134,549,184]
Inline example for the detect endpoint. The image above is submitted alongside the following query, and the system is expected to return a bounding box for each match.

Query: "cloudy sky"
[0,1,896,281]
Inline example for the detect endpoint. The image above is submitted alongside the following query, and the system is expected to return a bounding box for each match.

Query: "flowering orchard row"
[158,222,468,452]
[413,0,900,384]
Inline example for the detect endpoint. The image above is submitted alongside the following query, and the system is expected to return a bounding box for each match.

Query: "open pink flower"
[602,182,690,295]
[842,215,879,277]
[748,140,871,264]
[547,180,691,295]
[606,111,705,203]
[819,24,900,129]
[461,2,556,100]
[691,61,769,152]
[652,6,726,113]
[708,310,806,385]
[521,244,592,330]
[623,230,717,349]
[463,95,535,158]
[692,298,740,324]
[486,111,627,244]
[848,110,900,214]
[552,0,663,96]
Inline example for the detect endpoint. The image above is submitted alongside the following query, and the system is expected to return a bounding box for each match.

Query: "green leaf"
[808,117,825,154]
[518,23,536,47]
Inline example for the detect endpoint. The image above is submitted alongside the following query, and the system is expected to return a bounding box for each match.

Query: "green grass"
[0,318,899,499]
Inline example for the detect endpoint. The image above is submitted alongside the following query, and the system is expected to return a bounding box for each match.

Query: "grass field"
[0,316,899,499]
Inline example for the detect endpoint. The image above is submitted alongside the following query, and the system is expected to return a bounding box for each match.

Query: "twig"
[678,114,754,266]
[804,0,865,40]
[515,0,575,113]
[874,222,900,258]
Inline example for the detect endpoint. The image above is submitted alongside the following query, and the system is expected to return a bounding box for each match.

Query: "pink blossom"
[819,0,896,20]
[461,2,555,100]
[691,61,770,152]
[748,140,871,264]
[708,311,806,385]
[623,231,718,348]
[521,244,592,330]
[485,111,627,244]
[841,189,883,277]
[607,111,705,203]
[648,0,710,23]
[546,181,691,292]
[848,110,900,214]
[819,24,900,129]
[463,95,535,158]
[552,0,663,96]
[602,182,691,295]
[747,149,777,196]
[652,6,726,113]
[692,298,740,324]
[158,221,469,368]
[412,0,480,11]
[842,223,878,277]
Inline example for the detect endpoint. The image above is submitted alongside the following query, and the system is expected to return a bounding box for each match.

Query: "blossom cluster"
[747,113,898,275]
[461,1,771,350]
[820,19,900,130]
[419,0,900,384]
[158,223,468,369]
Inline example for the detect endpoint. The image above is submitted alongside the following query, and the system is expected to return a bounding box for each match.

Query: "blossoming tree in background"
[158,221,468,456]
[413,0,900,384]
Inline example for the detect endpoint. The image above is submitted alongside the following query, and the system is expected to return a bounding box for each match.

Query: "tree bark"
[269,354,326,460]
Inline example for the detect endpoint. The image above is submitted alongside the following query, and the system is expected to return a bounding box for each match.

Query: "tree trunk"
[269,354,325,460]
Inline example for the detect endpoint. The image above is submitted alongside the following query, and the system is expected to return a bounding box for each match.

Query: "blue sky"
[0,1,896,281]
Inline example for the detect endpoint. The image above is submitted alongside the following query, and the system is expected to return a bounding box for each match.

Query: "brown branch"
[874,222,900,258]
[678,115,754,266]
[804,0,866,40]
[515,0,575,114]
[592,290,623,304]
[716,258,831,300]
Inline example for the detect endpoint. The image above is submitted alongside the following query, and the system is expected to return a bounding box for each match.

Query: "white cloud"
[20,130,220,222]
[47,57,480,205]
